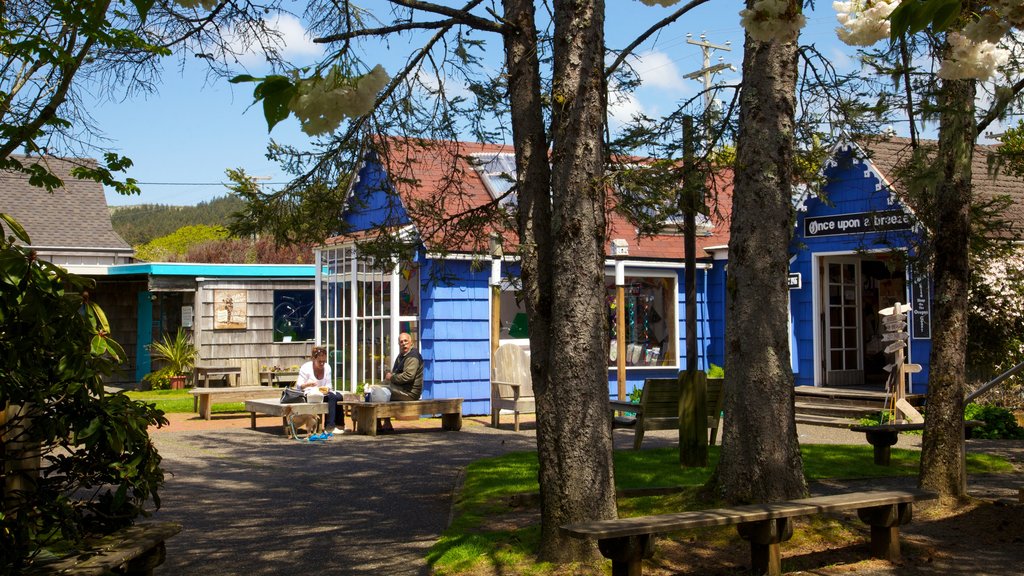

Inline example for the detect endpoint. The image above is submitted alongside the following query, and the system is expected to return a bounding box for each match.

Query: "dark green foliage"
[964,403,1024,439]
[0,216,167,572]
[110,195,246,245]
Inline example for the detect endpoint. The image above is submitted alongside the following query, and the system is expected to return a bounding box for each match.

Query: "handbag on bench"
[280,387,306,404]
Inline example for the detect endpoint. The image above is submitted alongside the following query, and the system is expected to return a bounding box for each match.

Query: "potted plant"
[145,328,198,389]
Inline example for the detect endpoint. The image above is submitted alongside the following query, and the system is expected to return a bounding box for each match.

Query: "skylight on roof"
[470,152,517,205]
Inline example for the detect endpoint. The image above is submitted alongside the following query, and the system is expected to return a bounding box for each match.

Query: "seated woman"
[379,332,423,431]
[295,346,348,435]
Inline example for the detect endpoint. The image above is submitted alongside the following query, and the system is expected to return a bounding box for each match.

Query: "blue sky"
[92,2,879,207]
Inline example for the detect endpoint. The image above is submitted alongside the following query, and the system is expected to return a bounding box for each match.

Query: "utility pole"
[683,33,734,116]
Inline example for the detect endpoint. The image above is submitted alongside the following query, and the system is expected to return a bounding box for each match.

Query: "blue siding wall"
[419,259,492,414]
[791,148,931,392]
[343,154,412,232]
[706,261,727,370]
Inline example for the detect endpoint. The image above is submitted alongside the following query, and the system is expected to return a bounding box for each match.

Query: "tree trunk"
[920,59,975,503]
[502,0,617,562]
[715,21,807,503]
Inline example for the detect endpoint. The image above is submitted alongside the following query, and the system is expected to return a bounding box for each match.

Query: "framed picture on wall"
[214,289,248,329]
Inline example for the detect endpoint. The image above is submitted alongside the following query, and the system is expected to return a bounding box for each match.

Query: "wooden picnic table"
[192,366,241,387]
[259,370,300,387]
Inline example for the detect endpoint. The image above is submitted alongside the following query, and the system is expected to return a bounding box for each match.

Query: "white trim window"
[317,244,419,391]
[605,271,679,368]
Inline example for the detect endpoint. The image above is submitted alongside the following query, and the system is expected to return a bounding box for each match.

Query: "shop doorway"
[819,255,906,388]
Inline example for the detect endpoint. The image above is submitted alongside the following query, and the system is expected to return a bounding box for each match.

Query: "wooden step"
[794,401,879,419]
[795,414,859,428]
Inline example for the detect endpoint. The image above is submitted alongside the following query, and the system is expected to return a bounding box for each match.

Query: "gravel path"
[148,414,1022,575]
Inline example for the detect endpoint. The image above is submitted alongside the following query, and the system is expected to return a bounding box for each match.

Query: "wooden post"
[679,370,708,467]
[490,240,502,358]
[617,283,626,400]
[612,240,629,400]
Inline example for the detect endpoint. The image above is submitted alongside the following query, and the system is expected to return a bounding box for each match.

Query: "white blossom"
[937,32,1009,80]
[289,65,390,136]
[739,0,806,43]
[833,0,898,46]
[964,13,1012,43]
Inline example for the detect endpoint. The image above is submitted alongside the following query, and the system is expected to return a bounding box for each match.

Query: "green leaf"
[253,76,296,133]
[0,213,31,244]
[131,0,155,22]
[230,74,258,84]
[931,0,963,32]
[91,334,108,355]
[889,1,914,40]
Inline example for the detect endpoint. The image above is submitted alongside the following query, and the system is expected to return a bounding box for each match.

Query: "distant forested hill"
[110,195,245,246]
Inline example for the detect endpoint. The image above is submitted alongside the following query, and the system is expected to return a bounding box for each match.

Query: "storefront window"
[273,290,315,342]
[606,275,677,367]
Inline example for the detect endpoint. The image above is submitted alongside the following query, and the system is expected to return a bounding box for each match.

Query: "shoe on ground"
[330,427,348,435]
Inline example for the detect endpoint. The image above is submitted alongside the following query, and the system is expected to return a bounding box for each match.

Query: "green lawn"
[126,389,247,414]
[427,445,1013,575]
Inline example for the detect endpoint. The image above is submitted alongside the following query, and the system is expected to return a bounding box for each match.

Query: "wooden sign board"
[879,302,911,316]
[884,340,906,354]
[881,331,909,342]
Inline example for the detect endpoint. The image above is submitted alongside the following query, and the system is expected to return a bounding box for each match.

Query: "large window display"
[606,275,677,367]
[318,244,419,391]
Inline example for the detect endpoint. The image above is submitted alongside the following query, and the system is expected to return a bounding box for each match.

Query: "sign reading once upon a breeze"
[804,210,914,238]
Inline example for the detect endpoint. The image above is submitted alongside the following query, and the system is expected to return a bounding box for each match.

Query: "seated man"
[380,332,423,431]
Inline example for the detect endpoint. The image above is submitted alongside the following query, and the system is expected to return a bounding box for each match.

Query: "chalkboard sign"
[910,273,931,339]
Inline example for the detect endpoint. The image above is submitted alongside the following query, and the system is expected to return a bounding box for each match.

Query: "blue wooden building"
[317,136,1024,414]
[315,139,733,414]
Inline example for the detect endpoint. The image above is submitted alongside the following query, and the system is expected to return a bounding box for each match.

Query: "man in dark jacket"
[380,332,423,431]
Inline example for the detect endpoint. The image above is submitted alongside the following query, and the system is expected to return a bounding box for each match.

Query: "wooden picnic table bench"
[192,366,241,387]
[341,398,463,436]
[188,386,279,420]
[244,398,329,438]
[562,488,936,576]
[24,521,181,576]
[850,420,985,465]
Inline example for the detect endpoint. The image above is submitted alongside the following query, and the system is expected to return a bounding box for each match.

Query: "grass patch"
[428,444,1012,575]
[126,389,246,414]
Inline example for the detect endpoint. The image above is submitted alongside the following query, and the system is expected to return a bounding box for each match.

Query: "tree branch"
[605,0,711,78]
[315,0,502,42]
[977,77,1024,135]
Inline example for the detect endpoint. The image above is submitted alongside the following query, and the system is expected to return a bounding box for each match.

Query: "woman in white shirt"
[295,346,347,434]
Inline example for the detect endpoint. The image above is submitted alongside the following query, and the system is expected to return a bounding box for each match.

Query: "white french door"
[821,257,863,386]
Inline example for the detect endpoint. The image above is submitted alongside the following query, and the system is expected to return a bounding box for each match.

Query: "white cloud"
[607,84,646,132]
[627,50,688,92]
[229,13,323,67]
[272,14,322,60]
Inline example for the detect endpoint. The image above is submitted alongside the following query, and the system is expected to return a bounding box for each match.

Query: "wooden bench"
[244,398,328,437]
[25,521,181,575]
[851,420,985,465]
[189,386,280,420]
[341,398,463,436]
[611,377,724,449]
[562,488,936,576]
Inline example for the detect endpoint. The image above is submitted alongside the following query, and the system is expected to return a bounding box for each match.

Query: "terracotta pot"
[169,375,187,390]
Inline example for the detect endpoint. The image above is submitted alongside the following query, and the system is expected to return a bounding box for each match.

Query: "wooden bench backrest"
[491,343,533,399]
[638,376,724,433]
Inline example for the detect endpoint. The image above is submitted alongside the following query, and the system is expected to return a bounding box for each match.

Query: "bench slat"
[563,489,935,540]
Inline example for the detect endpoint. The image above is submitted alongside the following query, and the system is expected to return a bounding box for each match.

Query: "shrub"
[0,215,167,571]
[964,403,1024,439]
